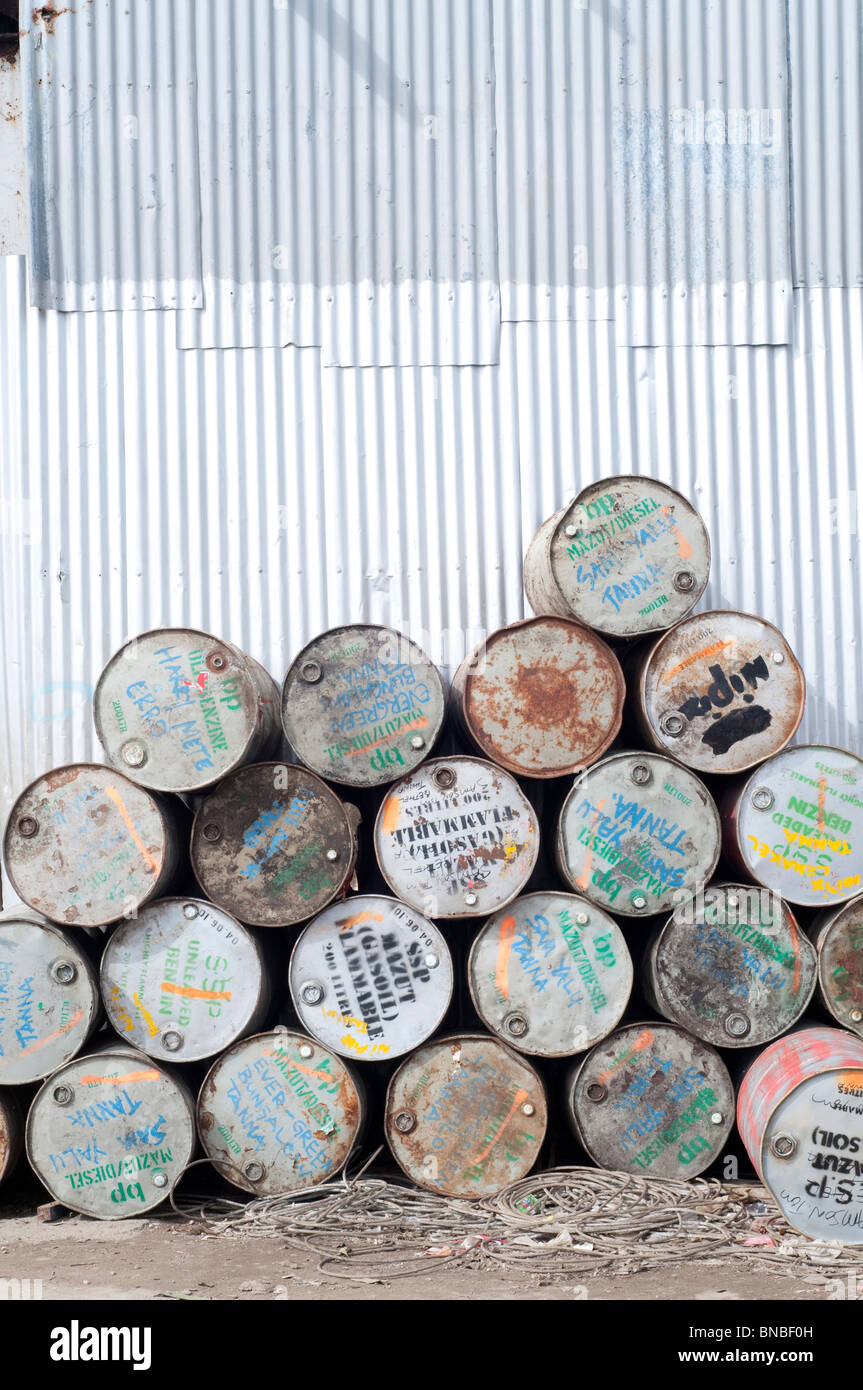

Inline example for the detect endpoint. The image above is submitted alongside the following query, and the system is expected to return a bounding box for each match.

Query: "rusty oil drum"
[724,744,863,908]
[384,1033,547,1198]
[0,910,101,1084]
[632,610,805,775]
[374,756,540,920]
[523,476,710,640]
[449,616,624,779]
[4,764,183,927]
[281,624,447,788]
[94,627,281,794]
[737,1026,863,1243]
[25,1047,197,1218]
[289,895,453,1062]
[467,892,632,1057]
[190,762,359,927]
[0,1090,23,1188]
[100,897,270,1063]
[556,750,721,917]
[643,884,817,1049]
[197,1029,364,1195]
[808,896,863,1038]
[567,1021,735,1180]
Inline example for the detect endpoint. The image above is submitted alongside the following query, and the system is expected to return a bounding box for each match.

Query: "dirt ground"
[0,1209,845,1302]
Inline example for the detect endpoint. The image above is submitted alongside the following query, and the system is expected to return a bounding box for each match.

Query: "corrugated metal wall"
[1,0,862,897]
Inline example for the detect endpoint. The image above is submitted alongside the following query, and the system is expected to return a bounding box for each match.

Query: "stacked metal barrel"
[2,475,863,1246]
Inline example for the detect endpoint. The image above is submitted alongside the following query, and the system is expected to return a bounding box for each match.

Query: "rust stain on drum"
[453,617,624,779]
[44,766,82,793]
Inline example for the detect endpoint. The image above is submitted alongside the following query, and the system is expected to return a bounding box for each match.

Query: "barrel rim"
[466,889,633,1057]
[550,475,712,639]
[196,1027,364,1194]
[3,762,178,928]
[99,895,269,1063]
[94,626,275,794]
[456,615,626,778]
[383,1030,549,1198]
[372,754,541,919]
[731,741,863,905]
[557,749,722,913]
[288,892,454,1060]
[189,760,356,928]
[637,608,806,774]
[25,1045,197,1220]
[280,621,447,788]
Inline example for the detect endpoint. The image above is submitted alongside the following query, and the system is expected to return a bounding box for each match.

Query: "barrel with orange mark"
[281,624,447,788]
[289,895,453,1060]
[566,1021,734,1180]
[643,884,817,1048]
[556,749,721,917]
[4,764,184,927]
[630,610,805,776]
[0,909,101,1084]
[0,1090,23,1189]
[94,627,282,794]
[190,762,360,927]
[737,1027,863,1243]
[449,616,624,779]
[808,894,863,1038]
[722,744,863,908]
[384,1034,547,1198]
[467,892,632,1057]
[523,476,710,640]
[26,1046,197,1218]
[197,1030,365,1196]
[100,897,269,1063]
[373,756,540,920]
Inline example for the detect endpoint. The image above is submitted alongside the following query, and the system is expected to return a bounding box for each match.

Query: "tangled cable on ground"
[168,1154,863,1286]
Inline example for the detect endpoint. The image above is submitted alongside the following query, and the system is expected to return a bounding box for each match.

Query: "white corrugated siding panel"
[319,347,524,663]
[177,0,500,366]
[0,54,25,255]
[3,1,863,904]
[21,0,202,310]
[0,256,127,814]
[2,246,861,850]
[614,0,792,346]
[493,0,615,322]
[789,0,863,287]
